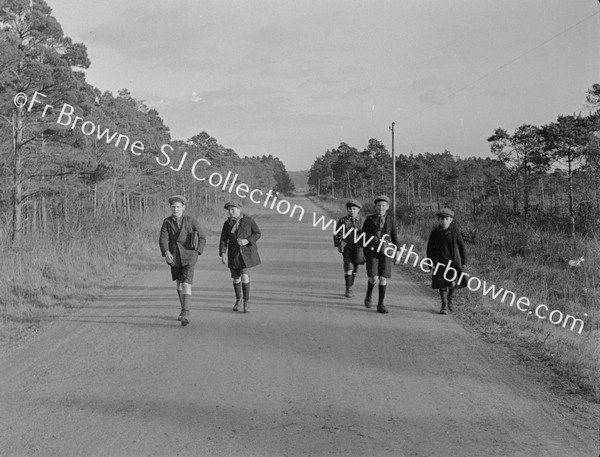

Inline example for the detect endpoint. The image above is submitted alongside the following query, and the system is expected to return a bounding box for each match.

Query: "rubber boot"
[364,280,375,308]
[232,282,242,312]
[377,284,388,313]
[242,282,250,313]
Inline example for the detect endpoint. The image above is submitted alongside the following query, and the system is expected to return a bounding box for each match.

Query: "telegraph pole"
[390,122,396,218]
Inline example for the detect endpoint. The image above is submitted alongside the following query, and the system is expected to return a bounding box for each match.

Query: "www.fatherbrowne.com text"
[16,91,586,334]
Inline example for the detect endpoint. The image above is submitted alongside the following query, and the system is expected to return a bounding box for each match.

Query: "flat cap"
[346,199,362,208]
[436,208,455,218]
[374,195,390,204]
[168,195,186,205]
[224,200,242,209]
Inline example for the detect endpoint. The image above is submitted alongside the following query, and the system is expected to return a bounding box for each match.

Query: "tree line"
[0,0,294,243]
[308,87,600,236]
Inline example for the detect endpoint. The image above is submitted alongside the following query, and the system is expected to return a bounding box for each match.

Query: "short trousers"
[230,267,249,278]
[366,254,392,278]
[171,264,195,284]
[343,258,360,272]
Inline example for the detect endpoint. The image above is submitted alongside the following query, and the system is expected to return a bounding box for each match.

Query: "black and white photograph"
[0,1,599,455]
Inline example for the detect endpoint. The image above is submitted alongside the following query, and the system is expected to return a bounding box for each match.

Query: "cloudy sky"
[49,0,599,170]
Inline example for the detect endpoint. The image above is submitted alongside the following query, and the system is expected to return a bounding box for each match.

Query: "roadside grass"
[0,202,223,350]
[309,194,600,403]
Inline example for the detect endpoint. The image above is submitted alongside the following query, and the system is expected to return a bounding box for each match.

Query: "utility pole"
[390,122,396,218]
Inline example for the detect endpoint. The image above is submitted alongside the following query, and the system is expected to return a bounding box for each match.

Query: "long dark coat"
[159,214,207,267]
[361,213,400,257]
[426,222,467,289]
[219,214,261,270]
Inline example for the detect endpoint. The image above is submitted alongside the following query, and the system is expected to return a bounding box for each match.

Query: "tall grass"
[0,201,223,348]
[309,194,600,402]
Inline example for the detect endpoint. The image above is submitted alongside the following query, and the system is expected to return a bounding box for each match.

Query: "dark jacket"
[333,215,364,249]
[426,222,467,289]
[159,214,207,267]
[362,213,400,256]
[219,214,261,270]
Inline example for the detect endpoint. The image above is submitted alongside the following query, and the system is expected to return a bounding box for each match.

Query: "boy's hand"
[221,254,227,264]
[337,245,343,254]
[238,239,249,246]
[394,257,401,265]
[165,252,174,264]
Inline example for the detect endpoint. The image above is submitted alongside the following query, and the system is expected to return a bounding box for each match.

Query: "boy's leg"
[364,256,377,308]
[447,287,455,312]
[181,281,192,325]
[241,272,250,313]
[376,258,391,314]
[232,277,242,312]
[439,288,448,315]
[344,267,354,298]
[176,281,184,321]
[377,276,388,314]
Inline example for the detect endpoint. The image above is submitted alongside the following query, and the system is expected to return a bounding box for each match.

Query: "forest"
[308,94,600,237]
[0,0,295,345]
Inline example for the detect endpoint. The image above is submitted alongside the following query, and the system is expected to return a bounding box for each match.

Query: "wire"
[399,9,600,120]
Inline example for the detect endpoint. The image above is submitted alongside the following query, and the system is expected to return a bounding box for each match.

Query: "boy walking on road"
[362,195,401,314]
[333,199,365,298]
[426,208,467,315]
[159,195,207,326]
[220,201,262,313]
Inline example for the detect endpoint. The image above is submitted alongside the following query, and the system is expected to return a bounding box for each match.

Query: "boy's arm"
[219,222,228,257]
[192,218,207,254]
[159,220,169,256]
[426,231,435,261]
[333,217,343,247]
[246,217,261,245]
[455,228,467,266]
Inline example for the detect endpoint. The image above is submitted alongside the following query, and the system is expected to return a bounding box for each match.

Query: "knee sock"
[233,282,242,301]
[366,280,375,298]
[439,289,448,305]
[242,282,250,301]
[177,289,183,307]
[345,274,352,288]
[350,271,357,287]
[378,284,386,304]
[447,287,454,303]
[182,294,191,312]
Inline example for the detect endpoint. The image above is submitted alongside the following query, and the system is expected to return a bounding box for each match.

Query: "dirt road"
[0,196,597,456]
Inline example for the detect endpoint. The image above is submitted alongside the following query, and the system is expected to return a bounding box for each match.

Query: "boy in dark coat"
[426,208,467,315]
[159,195,207,326]
[333,199,365,298]
[362,195,401,314]
[220,201,261,313]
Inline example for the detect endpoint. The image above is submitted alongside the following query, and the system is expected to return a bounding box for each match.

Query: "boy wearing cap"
[362,195,401,313]
[333,199,365,297]
[159,195,207,326]
[426,208,467,315]
[220,201,261,313]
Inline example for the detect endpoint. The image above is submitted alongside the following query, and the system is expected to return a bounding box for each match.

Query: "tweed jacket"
[219,214,261,270]
[362,212,400,256]
[159,214,207,267]
[333,215,364,250]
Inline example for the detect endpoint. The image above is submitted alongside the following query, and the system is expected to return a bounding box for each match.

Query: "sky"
[48,0,599,171]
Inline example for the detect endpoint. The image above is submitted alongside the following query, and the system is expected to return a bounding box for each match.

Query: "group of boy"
[158,193,467,326]
[334,196,467,315]
[159,195,261,326]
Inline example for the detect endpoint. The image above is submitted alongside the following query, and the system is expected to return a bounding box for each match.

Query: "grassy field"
[309,194,600,403]
[0,203,223,350]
